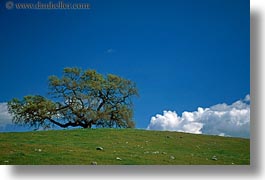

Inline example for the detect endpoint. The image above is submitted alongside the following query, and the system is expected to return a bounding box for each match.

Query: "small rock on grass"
[152,151,159,154]
[96,147,104,151]
[211,156,218,161]
[116,157,122,161]
[91,161,97,165]
[170,156,175,160]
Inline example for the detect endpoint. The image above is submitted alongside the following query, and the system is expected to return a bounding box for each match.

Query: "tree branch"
[47,118,79,128]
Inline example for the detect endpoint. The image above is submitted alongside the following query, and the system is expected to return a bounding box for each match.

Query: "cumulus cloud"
[0,102,13,130]
[0,102,32,132]
[147,95,250,138]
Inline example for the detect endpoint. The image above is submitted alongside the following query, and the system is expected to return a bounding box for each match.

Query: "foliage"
[8,68,138,129]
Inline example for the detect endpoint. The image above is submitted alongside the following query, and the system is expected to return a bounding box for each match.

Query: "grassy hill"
[0,128,250,165]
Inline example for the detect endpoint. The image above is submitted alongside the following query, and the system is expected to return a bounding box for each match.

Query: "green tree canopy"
[8,67,138,129]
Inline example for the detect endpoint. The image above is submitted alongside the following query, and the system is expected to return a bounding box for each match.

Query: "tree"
[8,67,138,129]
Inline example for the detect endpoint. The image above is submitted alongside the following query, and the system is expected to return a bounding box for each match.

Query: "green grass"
[0,128,250,165]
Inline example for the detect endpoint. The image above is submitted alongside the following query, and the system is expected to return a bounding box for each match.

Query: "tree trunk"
[83,122,92,128]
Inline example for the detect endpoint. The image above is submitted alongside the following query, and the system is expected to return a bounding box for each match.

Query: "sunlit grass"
[0,128,250,165]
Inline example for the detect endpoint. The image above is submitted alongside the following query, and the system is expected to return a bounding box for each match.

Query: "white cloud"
[147,95,250,138]
[147,110,203,134]
[0,102,34,132]
[244,94,250,102]
[0,102,13,129]
[105,48,115,54]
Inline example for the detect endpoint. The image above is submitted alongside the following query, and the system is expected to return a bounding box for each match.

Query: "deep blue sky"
[0,0,249,129]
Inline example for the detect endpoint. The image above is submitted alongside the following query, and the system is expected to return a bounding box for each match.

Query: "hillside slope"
[0,129,250,165]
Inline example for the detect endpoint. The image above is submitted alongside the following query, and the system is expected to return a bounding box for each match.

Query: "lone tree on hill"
[8,67,138,129]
